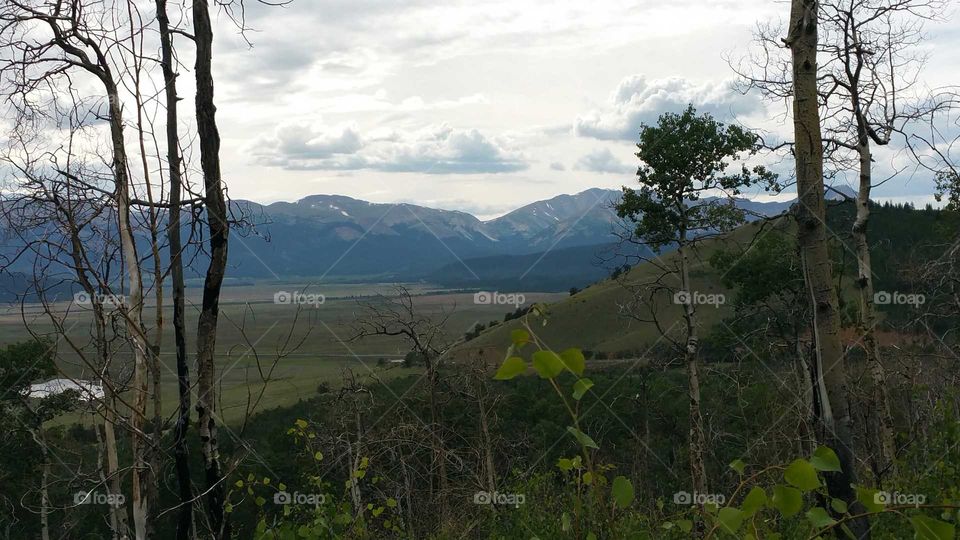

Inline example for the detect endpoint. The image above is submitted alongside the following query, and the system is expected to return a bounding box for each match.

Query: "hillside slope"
[451,201,958,360]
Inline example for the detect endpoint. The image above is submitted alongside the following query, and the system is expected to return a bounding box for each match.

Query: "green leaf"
[572,378,594,400]
[741,486,767,516]
[587,533,597,540]
[557,457,574,471]
[772,485,803,518]
[806,507,836,528]
[234,480,244,488]
[510,329,530,347]
[567,426,599,449]
[717,507,744,534]
[294,419,308,429]
[676,519,693,533]
[784,459,821,491]
[559,348,586,376]
[583,471,594,485]
[314,451,324,461]
[224,502,233,514]
[855,487,884,513]
[386,498,397,508]
[494,357,527,380]
[810,446,842,472]
[562,512,571,532]
[830,498,848,514]
[729,459,746,475]
[911,515,955,540]
[612,476,635,508]
[532,350,564,379]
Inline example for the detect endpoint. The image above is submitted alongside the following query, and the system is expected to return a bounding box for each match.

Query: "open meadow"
[0,281,566,424]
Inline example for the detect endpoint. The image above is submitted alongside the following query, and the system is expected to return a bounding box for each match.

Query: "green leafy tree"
[615,104,777,499]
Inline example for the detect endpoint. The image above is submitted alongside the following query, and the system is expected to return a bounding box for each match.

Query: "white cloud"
[253,124,528,174]
[574,75,765,141]
[574,148,634,174]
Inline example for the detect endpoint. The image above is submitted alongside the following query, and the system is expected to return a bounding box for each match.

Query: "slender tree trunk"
[787,1,869,535]
[795,336,815,455]
[157,1,195,537]
[425,356,448,525]
[126,6,164,531]
[853,131,897,479]
[475,376,497,495]
[102,389,131,539]
[35,425,50,540]
[678,235,707,498]
[63,214,130,539]
[105,76,151,540]
[192,1,230,536]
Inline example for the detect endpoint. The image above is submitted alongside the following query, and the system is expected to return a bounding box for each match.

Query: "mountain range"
[0,186,844,295]
[226,187,799,286]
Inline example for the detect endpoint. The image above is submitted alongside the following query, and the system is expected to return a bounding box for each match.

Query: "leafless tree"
[348,286,457,527]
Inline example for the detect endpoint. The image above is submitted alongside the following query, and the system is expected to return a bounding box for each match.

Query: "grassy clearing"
[0,281,565,424]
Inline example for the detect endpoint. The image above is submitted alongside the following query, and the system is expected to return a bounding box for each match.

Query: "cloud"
[271,125,364,160]
[574,148,634,174]
[574,75,764,141]
[253,124,528,174]
[549,161,566,171]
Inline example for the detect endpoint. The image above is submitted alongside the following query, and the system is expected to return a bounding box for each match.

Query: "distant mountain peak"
[825,184,859,201]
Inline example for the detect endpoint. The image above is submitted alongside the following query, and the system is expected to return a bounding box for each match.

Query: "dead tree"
[348,286,455,528]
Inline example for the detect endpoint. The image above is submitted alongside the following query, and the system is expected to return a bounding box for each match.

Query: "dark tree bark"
[192,0,230,537]
[157,0,195,537]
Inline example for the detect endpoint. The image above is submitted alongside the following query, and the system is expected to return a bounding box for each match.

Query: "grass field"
[0,281,565,424]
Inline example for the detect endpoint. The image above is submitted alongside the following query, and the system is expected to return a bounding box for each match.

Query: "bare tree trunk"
[192,1,230,536]
[853,133,897,480]
[678,236,707,497]
[787,1,869,535]
[157,1,195,537]
[425,357,448,526]
[475,374,497,495]
[104,74,151,540]
[35,425,50,540]
[795,337,815,455]
[125,5,164,531]
[102,389,131,539]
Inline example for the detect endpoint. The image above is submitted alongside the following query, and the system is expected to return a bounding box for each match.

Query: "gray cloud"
[574,148,634,175]
[574,75,765,141]
[253,124,528,174]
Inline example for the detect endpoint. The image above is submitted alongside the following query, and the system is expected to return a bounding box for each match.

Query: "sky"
[204,0,960,219]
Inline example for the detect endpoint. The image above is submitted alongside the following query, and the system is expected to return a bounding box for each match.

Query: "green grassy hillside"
[450,219,774,359]
[452,201,960,360]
